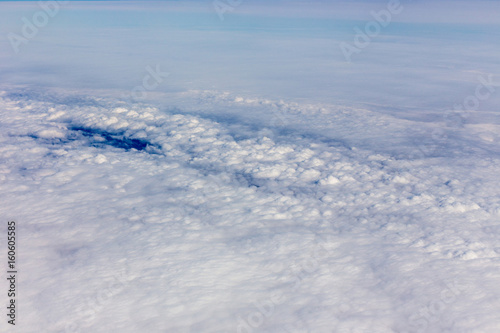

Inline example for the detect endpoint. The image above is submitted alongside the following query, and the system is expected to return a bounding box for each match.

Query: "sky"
[1,0,499,112]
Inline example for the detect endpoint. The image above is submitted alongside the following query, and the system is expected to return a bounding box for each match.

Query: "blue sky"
[1,1,499,109]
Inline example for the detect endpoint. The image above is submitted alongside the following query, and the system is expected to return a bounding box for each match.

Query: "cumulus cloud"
[1,89,499,332]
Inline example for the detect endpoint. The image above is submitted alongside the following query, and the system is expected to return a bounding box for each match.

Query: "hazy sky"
[1,1,499,110]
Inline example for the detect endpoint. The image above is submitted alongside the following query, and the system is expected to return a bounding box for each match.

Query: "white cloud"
[0,89,499,332]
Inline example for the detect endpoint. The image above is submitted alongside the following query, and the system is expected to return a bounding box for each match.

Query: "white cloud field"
[0,1,500,332]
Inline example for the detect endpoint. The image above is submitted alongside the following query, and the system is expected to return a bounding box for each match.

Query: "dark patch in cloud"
[68,126,161,153]
[25,126,162,154]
